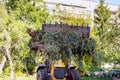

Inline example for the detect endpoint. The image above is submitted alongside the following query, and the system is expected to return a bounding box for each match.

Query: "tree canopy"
[0,0,49,78]
[94,0,120,66]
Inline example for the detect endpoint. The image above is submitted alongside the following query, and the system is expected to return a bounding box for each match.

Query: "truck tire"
[71,69,81,80]
[37,69,51,80]
[54,68,66,79]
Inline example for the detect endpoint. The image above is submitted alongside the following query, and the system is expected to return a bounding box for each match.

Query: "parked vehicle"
[36,56,81,80]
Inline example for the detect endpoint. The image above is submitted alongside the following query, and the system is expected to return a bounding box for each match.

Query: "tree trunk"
[3,30,15,79]
[5,48,14,79]
[0,56,6,74]
[25,61,29,77]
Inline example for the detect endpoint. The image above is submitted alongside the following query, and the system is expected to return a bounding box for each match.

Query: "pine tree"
[95,0,111,42]
[94,0,111,67]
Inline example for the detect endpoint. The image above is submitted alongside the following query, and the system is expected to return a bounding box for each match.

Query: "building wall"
[45,0,119,26]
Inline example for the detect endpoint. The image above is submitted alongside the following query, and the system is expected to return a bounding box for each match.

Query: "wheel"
[71,69,81,80]
[36,69,51,80]
[54,68,66,79]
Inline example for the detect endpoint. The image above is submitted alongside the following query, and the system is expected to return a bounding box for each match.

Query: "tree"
[0,5,30,79]
[95,0,111,41]
[95,0,111,64]
[0,0,49,78]
[95,0,120,69]
[5,0,49,29]
[109,8,120,65]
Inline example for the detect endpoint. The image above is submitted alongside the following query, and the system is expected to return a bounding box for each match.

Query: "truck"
[27,23,90,80]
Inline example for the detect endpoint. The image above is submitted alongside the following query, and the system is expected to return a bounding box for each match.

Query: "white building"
[45,0,119,26]
[1,0,119,26]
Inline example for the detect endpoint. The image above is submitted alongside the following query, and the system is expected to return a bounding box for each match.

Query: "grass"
[81,77,112,80]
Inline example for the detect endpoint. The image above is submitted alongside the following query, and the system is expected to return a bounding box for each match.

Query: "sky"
[94,0,120,5]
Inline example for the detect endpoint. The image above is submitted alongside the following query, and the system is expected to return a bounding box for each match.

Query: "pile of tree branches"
[28,29,96,61]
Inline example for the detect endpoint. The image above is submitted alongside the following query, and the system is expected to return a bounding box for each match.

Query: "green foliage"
[47,4,91,26]
[29,29,97,74]
[0,0,50,75]
[82,54,92,73]
[108,8,120,64]
[94,0,120,69]
[81,77,111,80]
[2,62,10,76]
[95,0,111,40]
[0,4,33,75]
[24,55,37,74]
[94,0,111,64]
[0,5,30,51]
[59,12,91,26]
[5,0,49,29]
[43,30,81,60]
